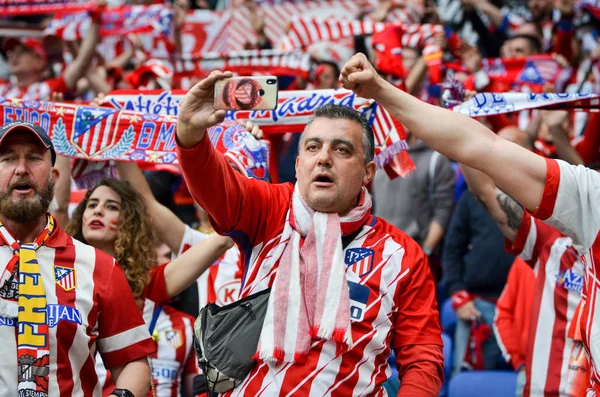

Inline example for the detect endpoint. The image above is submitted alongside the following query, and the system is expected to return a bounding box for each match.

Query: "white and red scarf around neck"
[258,185,372,365]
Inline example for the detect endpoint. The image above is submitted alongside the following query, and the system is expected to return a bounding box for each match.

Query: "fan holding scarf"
[0,121,156,397]
[175,71,444,396]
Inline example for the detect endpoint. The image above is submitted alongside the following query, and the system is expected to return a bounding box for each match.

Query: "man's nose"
[14,158,30,176]
[317,147,332,167]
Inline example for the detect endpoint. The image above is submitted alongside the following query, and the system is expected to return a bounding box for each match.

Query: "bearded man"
[0,121,155,397]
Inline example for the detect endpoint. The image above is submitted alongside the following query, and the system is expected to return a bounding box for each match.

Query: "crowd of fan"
[1,0,599,396]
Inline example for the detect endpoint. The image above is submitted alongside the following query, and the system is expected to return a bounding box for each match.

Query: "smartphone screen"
[214,76,279,111]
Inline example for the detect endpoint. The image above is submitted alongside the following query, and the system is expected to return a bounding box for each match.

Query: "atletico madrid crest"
[345,248,375,277]
[53,266,77,291]
[164,329,183,349]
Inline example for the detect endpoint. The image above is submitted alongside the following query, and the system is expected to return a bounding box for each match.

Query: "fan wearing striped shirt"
[175,70,444,397]
[60,177,233,397]
[341,52,600,396]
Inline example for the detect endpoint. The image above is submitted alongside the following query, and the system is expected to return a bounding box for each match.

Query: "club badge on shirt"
[345,248,375,277]
[53,266,77,291]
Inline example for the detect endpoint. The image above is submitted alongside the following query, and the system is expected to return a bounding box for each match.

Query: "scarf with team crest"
[0,215,55,395]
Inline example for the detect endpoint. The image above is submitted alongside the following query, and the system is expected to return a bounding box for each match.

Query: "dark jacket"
[373,140,456,246]
[443,191,514,299]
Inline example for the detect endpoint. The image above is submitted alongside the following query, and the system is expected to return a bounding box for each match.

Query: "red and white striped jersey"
[177,225,243,308]
[0,225,155,396]
[505,211,584,396]
[177,138,443,396]
[143,304,200,397]
[99,264,199,397]
[532,159,600,396]
[0,77,68,101]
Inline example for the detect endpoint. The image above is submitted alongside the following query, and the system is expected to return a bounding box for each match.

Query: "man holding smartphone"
[176,71,444,396]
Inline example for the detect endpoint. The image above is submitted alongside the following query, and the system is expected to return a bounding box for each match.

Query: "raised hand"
[339,53,386,100]
[177,70,233,148]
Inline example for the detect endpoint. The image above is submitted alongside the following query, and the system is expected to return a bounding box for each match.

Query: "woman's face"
[82,185,122,251]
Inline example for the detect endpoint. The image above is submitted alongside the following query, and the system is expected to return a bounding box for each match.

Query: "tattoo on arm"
[473,194,489,212]
[496,190,524,232]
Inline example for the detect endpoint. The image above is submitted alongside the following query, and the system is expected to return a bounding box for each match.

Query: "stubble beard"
[0,176,55,224]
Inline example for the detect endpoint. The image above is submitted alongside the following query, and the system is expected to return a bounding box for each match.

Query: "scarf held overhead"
[259,186,372,365]
[452,92,600,117]
[0,0,90,15]
[101,89,414,177]
[44,4,174,42]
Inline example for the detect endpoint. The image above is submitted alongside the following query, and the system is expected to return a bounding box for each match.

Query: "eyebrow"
[303,137,355,150]
[88,198,122,206]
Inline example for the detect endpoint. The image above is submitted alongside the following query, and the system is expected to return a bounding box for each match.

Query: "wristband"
[451,290,473,310]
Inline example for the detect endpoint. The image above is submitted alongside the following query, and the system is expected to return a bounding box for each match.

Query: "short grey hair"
[299,104,375,162]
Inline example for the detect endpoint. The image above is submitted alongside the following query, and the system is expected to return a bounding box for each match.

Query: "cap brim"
[0,124,51,149]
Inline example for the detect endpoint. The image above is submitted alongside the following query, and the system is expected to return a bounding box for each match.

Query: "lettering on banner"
[3,107,51,132]
[108,92,180,116]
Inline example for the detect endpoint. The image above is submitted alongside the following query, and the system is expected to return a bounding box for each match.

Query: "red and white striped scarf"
[258,185,372,365]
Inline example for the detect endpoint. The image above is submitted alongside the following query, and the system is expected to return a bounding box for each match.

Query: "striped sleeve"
[97,264,156,369]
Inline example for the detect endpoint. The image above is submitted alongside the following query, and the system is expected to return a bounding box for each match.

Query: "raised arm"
[116,161,186,253]
[175,72,290,243]
[163,234,233,299]
[340,53,548,213]
[460,164,523,242]
[63,4,103,91]
[53,154,72,227]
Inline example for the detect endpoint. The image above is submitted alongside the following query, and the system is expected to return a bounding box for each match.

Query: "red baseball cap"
[2,37,47,63]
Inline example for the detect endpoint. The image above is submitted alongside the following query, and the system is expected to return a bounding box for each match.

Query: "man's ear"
[51,167,60,182]
[363,161,376,186]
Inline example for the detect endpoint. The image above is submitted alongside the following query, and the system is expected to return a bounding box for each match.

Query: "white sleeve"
[537,159,600,254]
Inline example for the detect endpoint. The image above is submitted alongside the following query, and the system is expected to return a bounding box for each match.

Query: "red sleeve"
[145,263,170,305]
[493,260,526,369]
[505,210,531,254]
[530,158,560,221]
[45,76,69,95]
[176,132,291,246]
[97,264,156,369]
[392,247,443,347]
[395,344,444,397]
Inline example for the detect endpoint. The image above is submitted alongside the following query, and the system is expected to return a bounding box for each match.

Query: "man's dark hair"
[509,34,542,54]
[300,104,375,162]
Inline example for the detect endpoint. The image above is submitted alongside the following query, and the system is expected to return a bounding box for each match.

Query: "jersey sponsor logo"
[53,266,76,291]
[47,304,82,328]
[151,358,180,384]
[555,269,584,293]
[345,248,374,277]
[0,315,15,326]
[348,281,370,322]
[216,280,241,306]
[164,329,183,349]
